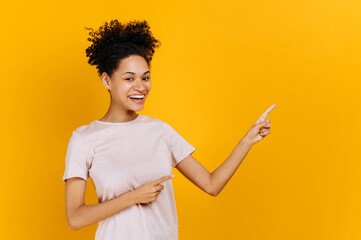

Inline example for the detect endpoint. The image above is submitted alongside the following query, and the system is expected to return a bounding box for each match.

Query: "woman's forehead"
[117,56,149,74]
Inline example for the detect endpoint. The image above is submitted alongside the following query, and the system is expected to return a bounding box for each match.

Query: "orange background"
[1,0,361,239]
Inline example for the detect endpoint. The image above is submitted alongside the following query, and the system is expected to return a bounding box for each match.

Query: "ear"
[101,72,111,91]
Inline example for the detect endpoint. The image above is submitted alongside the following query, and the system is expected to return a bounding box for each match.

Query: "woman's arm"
[65,177,136,231]
[65,174,174,230]
[176,138,253,197]
[176,104,276,197]
[208,138,254,196]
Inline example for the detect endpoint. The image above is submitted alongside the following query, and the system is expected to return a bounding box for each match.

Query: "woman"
[63,19,276,239]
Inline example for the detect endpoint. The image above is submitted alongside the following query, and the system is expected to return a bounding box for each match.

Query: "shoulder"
[70,122,96,148]
[139,114,167,128]
[73,123,93,136]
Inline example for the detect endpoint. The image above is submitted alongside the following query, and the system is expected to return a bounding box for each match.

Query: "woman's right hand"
[132,175,175,204]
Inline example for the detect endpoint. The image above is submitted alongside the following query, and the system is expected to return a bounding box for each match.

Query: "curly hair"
[84,19,161,78]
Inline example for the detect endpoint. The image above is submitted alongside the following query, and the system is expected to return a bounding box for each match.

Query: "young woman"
[63,19,276,240]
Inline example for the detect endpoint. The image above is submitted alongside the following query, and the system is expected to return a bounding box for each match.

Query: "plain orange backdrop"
[1,0,360,239]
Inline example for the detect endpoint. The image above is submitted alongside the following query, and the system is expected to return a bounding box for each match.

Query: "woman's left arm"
[176,104,276,197]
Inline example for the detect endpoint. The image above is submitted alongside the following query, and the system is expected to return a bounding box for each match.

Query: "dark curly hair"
[84,19,161,78]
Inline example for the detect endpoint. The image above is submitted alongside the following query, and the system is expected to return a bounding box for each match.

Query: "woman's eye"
[143,77,150,80]
[125,78,133,81]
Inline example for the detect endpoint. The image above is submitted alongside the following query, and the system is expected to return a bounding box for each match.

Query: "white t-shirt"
[62,114,196,240]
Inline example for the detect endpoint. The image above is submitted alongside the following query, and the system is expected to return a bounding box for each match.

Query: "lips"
[129,93,145,97]
[128,96,144,103]
[128,95,144,99]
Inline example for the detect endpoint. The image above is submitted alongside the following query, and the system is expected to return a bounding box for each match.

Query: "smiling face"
[101,55,151,114]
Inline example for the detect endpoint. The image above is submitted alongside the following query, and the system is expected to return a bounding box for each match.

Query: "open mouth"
[128,94,145,103]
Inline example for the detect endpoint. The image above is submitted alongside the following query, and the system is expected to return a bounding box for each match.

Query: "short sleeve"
[162,122,196,168]
[62,131,92,182]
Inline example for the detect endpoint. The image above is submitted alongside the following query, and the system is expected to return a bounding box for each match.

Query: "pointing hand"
[243,104,276,145]
[132,175,175,205]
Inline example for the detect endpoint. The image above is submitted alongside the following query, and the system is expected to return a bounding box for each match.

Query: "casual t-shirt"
[62,114,196,240]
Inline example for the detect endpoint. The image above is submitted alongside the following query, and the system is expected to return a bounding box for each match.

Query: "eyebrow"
[122,71,150,76]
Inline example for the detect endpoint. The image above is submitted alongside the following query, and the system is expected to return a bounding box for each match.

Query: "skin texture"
[65,54,276,230]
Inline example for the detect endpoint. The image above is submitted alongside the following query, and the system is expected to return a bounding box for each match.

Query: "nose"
[134,79,146,92]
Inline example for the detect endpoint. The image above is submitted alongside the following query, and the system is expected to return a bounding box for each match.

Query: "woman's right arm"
[65,174,174,230]
[65,177,137,231]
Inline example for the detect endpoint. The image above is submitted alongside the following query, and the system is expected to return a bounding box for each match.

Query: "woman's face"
[102,55,151,113]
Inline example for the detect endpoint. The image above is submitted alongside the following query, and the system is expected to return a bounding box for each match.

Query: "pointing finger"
[255,104,276,124]
[153,175,175,185]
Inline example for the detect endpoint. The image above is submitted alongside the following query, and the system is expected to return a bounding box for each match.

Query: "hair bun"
[85,19,161,77]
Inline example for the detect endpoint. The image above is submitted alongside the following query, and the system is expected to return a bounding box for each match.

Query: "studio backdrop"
[1,0,360,239]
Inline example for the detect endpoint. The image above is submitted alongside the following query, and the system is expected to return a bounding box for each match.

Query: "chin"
[130,105,144,111]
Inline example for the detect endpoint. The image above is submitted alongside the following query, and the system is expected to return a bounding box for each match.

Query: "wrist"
[125,190,139,206]
[240,137,254,148]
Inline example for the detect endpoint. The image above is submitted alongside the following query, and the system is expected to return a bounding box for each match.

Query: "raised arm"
[176,104,276,197]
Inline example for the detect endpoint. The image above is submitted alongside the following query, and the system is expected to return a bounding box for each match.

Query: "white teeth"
[129,95,145,99]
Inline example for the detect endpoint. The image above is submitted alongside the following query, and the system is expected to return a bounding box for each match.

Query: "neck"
[99,101,138,123]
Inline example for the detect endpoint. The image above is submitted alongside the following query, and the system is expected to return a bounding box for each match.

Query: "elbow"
[68,219,79,231]
[67,215,82,231]
[207,180,219,197]
[207,186,220,197]
[68,220,82,231]
[207,180,221,197]
[209,191,219,197]
[66,205,86,231]
[69,224,78,231]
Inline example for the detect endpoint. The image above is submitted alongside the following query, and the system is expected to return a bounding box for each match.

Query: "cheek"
[113,85,130,98]
[118,84,131,92]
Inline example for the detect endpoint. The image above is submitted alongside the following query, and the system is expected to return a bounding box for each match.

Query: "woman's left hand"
[242,104,276,146]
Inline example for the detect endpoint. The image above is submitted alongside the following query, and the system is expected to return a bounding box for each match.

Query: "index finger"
[152,175,175,185]
[255,104,276,124]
